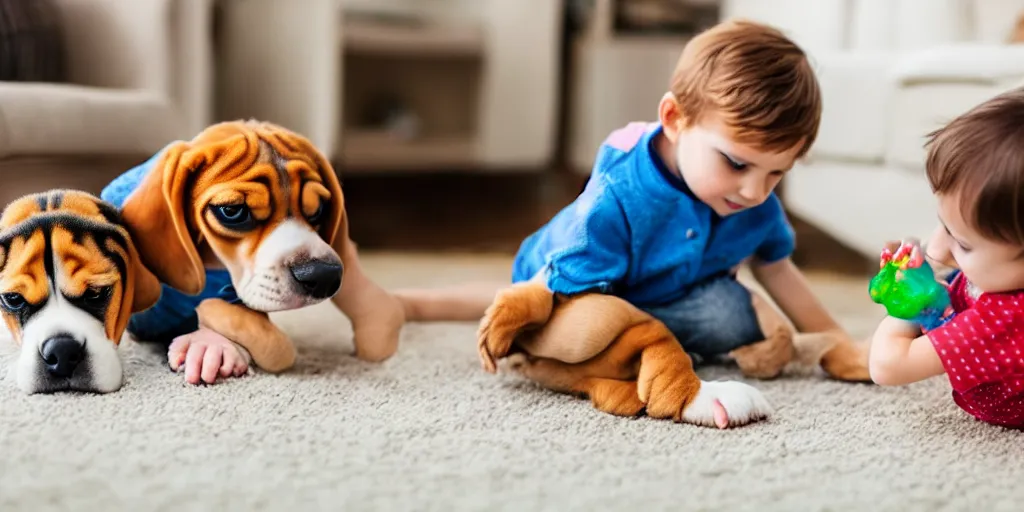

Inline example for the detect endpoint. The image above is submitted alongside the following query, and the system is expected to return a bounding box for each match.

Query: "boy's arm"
[747,201,842,332]
[541,187,631,296]
[867,316,945,385]
[751,257,842,333]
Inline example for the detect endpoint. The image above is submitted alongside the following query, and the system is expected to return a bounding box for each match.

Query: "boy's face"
[660,102,802,217]
[927,193,1024,294]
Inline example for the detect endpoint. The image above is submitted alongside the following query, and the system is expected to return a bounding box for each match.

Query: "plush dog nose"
[40,335,84,378]
[289,259,343,299]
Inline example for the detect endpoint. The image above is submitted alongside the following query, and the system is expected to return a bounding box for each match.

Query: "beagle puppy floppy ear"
[290,135,345,245]
[119,142,207,295]
[107,230,162,342]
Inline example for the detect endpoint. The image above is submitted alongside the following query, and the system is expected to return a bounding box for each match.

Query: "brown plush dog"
[101,120,405,383]
[0,190,160,394]
[472,273,867,427]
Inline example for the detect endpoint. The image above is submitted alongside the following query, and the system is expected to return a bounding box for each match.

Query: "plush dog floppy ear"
[119,142,208,295]
[105,228,162,342]
[307,142,345,245]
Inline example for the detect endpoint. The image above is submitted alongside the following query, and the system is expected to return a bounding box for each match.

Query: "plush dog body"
[101,120,404,377]
[476,280,773,427]
[0,190,160,394]
[476,272,869,427]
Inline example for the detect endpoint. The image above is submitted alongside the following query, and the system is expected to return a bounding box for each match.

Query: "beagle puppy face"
[0,190,160,394]
[121,120,346,312]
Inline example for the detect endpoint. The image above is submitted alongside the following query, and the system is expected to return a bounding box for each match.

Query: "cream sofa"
[720,0,1024,257]
[0,0,213,204]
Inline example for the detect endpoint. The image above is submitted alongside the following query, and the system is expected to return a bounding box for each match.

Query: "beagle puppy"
[100,120,405,384]
[0,190,160,394]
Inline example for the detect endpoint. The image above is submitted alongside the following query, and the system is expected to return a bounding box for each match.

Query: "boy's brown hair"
[926,86,1024,246]
[671,19,822,158]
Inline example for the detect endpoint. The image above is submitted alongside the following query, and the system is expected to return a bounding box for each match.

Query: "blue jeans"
[640,274,764,364]
[127,269,242,344]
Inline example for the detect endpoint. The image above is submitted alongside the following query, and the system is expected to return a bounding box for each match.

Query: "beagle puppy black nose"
[41,334,84,378]
[289,260,343,299]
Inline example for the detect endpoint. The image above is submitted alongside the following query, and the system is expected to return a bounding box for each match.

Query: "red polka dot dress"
[927,272,1024,429]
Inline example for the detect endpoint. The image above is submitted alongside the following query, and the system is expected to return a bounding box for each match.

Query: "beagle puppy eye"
[0,292,27,312]
[210,203,258,232]
[69,286,112,319]
[307,198,326,226]
[79,286,109,305]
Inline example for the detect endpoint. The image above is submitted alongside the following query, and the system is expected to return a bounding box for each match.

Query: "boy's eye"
[719,152,747,170]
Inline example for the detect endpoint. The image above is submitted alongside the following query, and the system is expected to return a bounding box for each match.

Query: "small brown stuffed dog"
[469,270,866,428]
[100,120,404,384]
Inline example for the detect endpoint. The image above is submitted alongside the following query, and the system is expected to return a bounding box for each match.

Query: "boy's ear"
[658,92,686,143]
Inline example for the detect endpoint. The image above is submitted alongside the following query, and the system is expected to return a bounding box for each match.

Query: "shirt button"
[686,229,698,239]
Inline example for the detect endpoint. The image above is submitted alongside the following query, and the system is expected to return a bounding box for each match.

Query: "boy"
[398,19,868,383]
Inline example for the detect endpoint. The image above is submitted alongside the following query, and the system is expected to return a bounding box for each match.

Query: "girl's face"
[927,193,1024,294]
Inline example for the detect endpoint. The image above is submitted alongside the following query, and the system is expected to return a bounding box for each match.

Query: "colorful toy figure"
[868,243,954,332]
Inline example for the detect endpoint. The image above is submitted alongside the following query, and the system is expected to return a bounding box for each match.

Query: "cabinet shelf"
[340,130,477,171]
[341,16,484,58]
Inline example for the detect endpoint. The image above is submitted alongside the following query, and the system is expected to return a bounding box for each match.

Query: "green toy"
[868,243,954,332]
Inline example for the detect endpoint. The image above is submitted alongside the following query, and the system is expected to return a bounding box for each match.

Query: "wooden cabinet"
[215,0,563,174]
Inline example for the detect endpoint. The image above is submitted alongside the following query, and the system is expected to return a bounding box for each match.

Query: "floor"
[2,252,1021,512]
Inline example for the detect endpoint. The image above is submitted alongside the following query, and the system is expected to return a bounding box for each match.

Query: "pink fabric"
[928,273,1024,429]
[604,122,657,152]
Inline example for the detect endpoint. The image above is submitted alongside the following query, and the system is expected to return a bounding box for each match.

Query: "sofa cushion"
[885,44,1024,170]
[885,82,1013,171]
[0,82,182,158]
[807,52,893,163]
[891,43,1024,84]
[0,0,66,82]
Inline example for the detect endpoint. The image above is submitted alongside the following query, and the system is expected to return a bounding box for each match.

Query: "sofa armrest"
[54,0,173,92]
[52,0,212,138]
[892,43,1024,86]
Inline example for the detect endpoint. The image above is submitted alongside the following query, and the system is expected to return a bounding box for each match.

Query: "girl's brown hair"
[926,87,1024,246]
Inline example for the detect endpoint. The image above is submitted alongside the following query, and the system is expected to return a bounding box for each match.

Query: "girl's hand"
[880,238,924,269]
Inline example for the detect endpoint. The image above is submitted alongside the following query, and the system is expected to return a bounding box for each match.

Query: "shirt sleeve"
[543,184,631,296]
[926,295,1015,394]
[754,199,796,263]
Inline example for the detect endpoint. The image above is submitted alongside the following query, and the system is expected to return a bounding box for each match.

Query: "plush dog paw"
[820,338,872,382]
[680,380,773,429]
[728,325,795,380]
[476,297,519,373]
[476,283,554,374]
[168,327,252,385]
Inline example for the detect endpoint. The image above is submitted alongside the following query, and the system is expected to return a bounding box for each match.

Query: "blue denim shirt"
[101,146,240,342]
[511,122,795,308]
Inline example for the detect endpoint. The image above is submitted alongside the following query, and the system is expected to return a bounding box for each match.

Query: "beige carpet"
[1,253,1022,512]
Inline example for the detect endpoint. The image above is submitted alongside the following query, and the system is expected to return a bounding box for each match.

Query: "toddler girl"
[869,86,1024,429]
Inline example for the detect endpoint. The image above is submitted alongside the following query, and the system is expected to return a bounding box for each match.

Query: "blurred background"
[3,0,1024,277]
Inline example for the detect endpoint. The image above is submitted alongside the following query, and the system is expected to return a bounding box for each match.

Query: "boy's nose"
[739,183,766,204]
